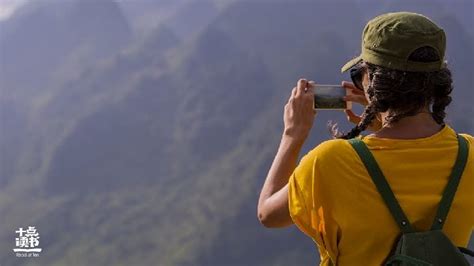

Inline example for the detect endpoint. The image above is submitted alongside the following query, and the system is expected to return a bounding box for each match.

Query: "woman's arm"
[257,134,305,227]
[257,78,316,228]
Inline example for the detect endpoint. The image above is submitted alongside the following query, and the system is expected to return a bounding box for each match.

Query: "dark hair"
[331,46,453,139]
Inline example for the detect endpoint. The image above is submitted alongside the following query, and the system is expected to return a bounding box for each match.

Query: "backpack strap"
[349,134,470,234]
[430,134,469,230]
[348,138,415,233]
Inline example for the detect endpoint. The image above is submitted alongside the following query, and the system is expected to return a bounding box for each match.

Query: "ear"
[362,71,372,102]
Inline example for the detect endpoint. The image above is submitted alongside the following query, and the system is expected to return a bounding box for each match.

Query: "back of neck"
[370,112,444,139]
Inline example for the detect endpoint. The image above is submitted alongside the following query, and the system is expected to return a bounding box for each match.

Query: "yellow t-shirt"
[288,124,474,265]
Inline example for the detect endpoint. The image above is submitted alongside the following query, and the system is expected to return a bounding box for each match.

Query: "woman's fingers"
[291,86,297,99]
[341,81,358,90]
[343,94,357,101]
[296,78,308,97]
[349,87,365,96]
[295,78,315,112]
[343,94,366,102]
[342,81,368,106]
[344,109,361,124]
[283,78,317,140]
[343,94,369,106]
[342,81,365,95]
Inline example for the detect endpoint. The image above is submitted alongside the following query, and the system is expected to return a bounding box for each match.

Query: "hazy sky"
[0,0,28,20]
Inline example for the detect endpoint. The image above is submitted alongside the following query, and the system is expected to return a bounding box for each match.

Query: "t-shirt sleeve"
[459,133,474,228]
[288,149,325,245]
[288,142,338,260]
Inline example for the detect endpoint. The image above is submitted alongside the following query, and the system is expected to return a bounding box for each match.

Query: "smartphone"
[313,84,352,110]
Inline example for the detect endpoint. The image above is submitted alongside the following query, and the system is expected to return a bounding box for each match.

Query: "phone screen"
[313,85,351,110]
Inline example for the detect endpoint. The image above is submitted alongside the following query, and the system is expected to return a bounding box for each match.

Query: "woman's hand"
[283,78,317,143]
[341,81,382,132]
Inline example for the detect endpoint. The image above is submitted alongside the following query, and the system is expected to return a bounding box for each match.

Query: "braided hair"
[332,46,453,139]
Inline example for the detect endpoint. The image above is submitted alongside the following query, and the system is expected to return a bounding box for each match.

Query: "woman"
[257,12,473,265]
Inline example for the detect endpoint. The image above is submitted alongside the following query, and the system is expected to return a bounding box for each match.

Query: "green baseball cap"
[341,11,446,73]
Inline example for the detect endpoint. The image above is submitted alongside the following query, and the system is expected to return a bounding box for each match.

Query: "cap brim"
[341,55,362,73]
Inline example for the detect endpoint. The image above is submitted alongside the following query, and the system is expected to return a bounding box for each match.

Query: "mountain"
[0,0,132,187]
[117,0,231,37]
[117,0,191,35]
[0,0,131,94]
[165,0,219,41]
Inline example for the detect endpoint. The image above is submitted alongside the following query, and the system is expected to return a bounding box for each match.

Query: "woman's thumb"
[344,109,361,124]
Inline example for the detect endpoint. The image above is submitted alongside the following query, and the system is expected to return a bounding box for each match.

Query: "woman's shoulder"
[307,126,473,158]
[458,133,473,159]
[447,124,473,150]
[459,132,473,143]
[309,138,355,159]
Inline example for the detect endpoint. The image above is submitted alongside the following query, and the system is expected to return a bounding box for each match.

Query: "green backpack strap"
[348,138,415,233]
[348,134,470,234]
[430,134,469,230]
